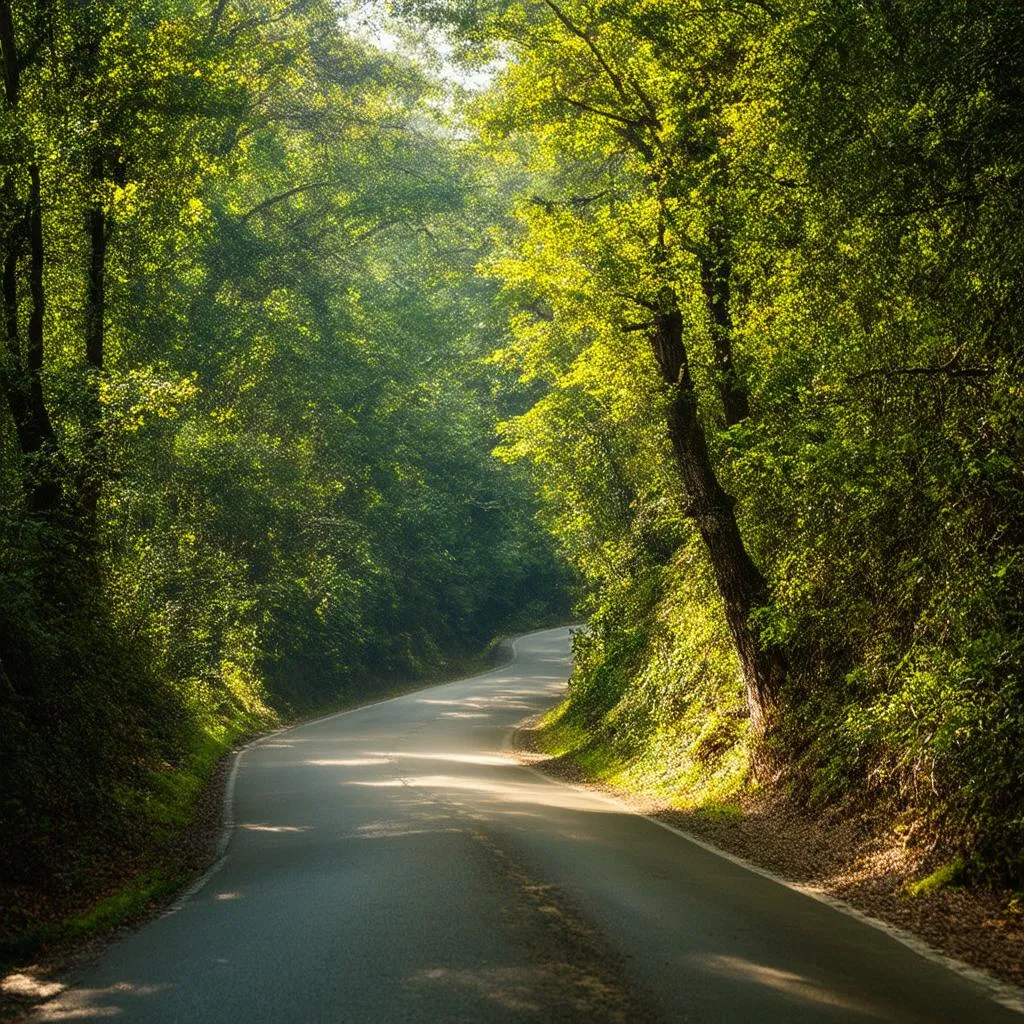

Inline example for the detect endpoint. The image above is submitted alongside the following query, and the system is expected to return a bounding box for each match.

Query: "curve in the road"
[32,626,1024,1023]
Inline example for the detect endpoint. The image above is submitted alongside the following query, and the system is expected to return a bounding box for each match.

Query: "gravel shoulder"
[513,721,1024,998]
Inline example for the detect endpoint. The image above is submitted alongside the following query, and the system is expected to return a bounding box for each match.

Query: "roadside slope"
[19,627,1024,1023]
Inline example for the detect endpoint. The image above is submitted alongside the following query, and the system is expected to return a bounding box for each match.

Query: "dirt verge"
[513,721,1024,1002]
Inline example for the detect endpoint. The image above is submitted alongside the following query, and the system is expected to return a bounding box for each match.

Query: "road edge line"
[166,629,536,914]
[507,726,1024,1017]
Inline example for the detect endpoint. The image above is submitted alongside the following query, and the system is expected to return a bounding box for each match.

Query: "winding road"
[38,627,1022,1022]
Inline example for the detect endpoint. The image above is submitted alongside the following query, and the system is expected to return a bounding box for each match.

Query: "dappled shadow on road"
[32,981,170,1021]
[22,645,995,1024]
[308,742,905,1021]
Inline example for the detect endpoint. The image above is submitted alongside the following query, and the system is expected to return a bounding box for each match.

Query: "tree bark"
[0,0,20,109]
[700,223,750,428]
[649,296,784,736]
[80,154,107,519]
[25,163,60,513]
[85,167,105,374]
[0,2,61,513]
[1,228,33,453]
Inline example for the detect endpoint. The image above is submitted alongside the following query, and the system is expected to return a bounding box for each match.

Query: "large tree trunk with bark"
[649,295,784,737]
[79,152,109,523]
[25,164,60,514]
[0,177,61,515]
[700,223,750,429]
[0,1,61,515]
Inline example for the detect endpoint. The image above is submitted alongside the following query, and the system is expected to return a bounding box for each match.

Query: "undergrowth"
[536,557,753,817]
[0,618,520,971]
[541,547,1024,887]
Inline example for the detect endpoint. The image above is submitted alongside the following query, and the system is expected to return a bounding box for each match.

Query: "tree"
[449,0,787,734]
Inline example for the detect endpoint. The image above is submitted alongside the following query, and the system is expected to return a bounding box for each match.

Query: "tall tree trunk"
[85,168,105,374]
[2,233,28,435]
[700,223,750,428]
[0,1,60,514]
[24,163,60,514]
[0,187,60,514]
[649,294,784,736]
[0,0,18,107]
[80,154,107,521]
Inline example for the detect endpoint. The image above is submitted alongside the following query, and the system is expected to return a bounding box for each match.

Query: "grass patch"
[904,857,966,897]
[536,573,755,822]
[695,800,744,822]
[534,702,589,756]
[63,870,186,938]
[534,693,752,814]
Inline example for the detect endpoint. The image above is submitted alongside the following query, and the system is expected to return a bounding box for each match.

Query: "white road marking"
[506,732,1024,1016]
[166,637,524,914]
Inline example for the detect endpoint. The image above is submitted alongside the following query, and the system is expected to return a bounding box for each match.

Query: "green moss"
[904,857,966,897]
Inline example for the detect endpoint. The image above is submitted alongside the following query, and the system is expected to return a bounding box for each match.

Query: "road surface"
[36,627,1022,1022]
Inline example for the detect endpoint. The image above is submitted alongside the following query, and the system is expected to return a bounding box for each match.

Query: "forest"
[2,0,1023,966]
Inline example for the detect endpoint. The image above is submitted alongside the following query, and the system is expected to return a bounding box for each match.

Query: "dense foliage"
[0,0,566,943]
[402,0,1024,880]
[3,0,1023,954]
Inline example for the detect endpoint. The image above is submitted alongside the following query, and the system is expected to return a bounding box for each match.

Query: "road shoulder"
[511,716,1024,1015]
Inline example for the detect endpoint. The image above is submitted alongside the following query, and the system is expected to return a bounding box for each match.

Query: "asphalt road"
[37,626,1022,1022]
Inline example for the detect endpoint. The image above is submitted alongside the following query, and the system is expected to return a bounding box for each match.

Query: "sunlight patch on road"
[418,698,488,709]
[410,966,541,1013]
[369,750,517,767]
[689,953,892,1018]
[352,820,463,839]
[346,772,619,813]
[34,981,170,1020]
[1,972,65,999]
[237,823,310,833]
[304,757,392,766]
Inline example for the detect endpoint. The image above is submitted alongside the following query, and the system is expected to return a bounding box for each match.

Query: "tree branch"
[240,180,339,221]
[204,0,230,43]
[542,0,664,134]
[541,0,631,107]
[558,94,655,128]
[614,292,657,311]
